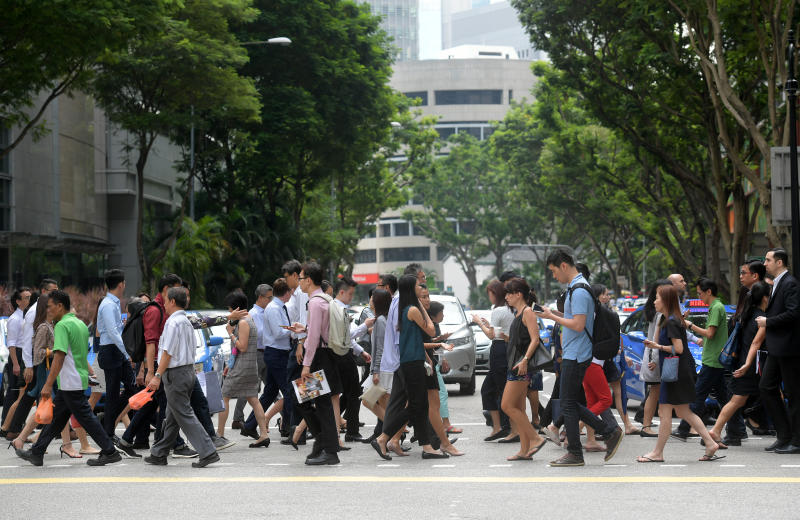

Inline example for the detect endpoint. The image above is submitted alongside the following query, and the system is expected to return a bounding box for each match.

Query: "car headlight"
[450,335,472,347]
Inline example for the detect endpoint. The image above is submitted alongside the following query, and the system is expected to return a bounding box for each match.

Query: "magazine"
[292,369,332,403]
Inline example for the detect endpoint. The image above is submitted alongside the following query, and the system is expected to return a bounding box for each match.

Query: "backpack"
[566,283,620,360]
[122,300,163,362]
[312,293,352,356]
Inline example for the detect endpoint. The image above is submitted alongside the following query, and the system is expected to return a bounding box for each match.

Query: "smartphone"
[533,304,544,312]
[280,325,292,330]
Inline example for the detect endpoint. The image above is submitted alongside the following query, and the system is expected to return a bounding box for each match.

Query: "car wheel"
[459,372,476,395]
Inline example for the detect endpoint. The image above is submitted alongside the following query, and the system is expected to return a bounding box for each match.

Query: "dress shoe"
[774,444,800,454]
[231,421,243,430]
[370,439,392,461]
[131,441,151,450]
[484,430,510,442]
[765,439,789,452]
[306,441,322,460]
[670,429,689,442]
[144,454,168,465]
[239,427,259,440]
[421,450,449,460]
[721,437,742,447]
[344,433,365,442]
[337,445,352,451]
[15,448,43,467]
[604,427,624,462]
[87,450,122,466]
[191,452,220,468]
[305,451,340,465]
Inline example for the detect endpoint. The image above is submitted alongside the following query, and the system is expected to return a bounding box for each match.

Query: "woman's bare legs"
[641,384,660,435]
[216,397,232,438]
[247,396,270,442]
[609,380,636,434]
[502,380,543,459]
[426,390,462,456]
[710,394,748,441]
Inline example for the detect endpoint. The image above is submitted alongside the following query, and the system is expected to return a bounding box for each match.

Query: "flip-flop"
[526,439,547,457]
[446,426,463,434]
[626,428,642,435]
[699,453,726,462]
[636,455,665,463]
[506,454,533,461]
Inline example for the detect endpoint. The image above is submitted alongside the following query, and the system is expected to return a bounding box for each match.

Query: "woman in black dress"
[637,284,722,463]
[708,281,770,445]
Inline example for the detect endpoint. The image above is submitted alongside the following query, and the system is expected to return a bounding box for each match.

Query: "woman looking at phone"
[501,278,547,461]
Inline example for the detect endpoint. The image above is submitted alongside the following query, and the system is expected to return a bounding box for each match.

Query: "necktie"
[283,305,298,349]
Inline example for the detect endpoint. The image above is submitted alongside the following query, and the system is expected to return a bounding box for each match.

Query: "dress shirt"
[97,292,128,359]
[772,269,788,297]
[249,303,268,349]
[303,289,330,366]
[6,308,23,348]
[286,286,308,341]
[158,310,196,368]
[334,298,366,356]
[21,301,36,366]
[264,298,292,351]
[380,295,400,373]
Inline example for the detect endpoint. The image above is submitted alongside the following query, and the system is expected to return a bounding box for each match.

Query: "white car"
[431,294,477,395]
[468,310,492,373]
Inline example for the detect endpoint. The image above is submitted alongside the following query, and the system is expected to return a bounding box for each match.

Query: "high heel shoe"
[249,438,270,448]
[282,426,298,451]
[59,446,82,459]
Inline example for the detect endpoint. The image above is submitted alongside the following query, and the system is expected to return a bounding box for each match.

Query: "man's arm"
[39,351,65,400]
[539,307,587,332]
[147,351,172,391]
[99,303,130,360]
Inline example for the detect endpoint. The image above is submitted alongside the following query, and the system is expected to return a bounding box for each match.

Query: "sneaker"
[192,451,220,468]
[172,445,199,458]
[604,427,624,462]
[549,452,585,467]
[144,454,168,466]
[131,441,151,450]
[213,436,236,451]
[87,450,123,466]
[115,439,142,459]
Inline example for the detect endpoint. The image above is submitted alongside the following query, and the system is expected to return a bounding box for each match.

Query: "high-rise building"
[362,0,419,62]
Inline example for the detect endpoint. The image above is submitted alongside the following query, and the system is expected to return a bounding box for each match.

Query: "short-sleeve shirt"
[701,298,728,368]
[53,313,90,391]
[490,305,515,338]
[562,275,594,363]
[6,308,23,348]
[158,310,197,369]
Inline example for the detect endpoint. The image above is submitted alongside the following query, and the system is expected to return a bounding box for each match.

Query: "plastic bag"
[34,396,53,424]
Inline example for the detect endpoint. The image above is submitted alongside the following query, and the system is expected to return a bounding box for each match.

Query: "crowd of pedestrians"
[1,246,798,468]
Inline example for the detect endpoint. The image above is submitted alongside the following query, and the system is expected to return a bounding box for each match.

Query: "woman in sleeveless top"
[500,277,547,461]
[217,291,270,448]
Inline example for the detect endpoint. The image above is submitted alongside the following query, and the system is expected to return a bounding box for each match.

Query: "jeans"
[678,364,729,435]
[97,344,137,436]
[245,347,291,432]
[32,389,115,456]
[561,358,615,457]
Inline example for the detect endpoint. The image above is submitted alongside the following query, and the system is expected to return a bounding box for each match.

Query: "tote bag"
[660,344,680,383]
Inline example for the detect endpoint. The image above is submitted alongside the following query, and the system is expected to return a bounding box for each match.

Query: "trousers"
[32,389,115,456]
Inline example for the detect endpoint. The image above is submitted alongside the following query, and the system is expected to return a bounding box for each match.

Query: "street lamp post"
[787,30,800,274]
[189,37,292,220]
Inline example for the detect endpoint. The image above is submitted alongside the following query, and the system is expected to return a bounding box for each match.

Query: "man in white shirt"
[0,286,31,429]
[145,287,219,468]
[232,283,272,429]
[282,259,308,431]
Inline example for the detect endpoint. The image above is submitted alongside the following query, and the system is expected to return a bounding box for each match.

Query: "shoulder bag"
[660,343,680,383]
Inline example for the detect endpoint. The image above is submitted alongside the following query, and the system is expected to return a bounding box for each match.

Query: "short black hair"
[167,287,188,309]
[104,269,125,290]
[321,279,332,293]
[696,277,718,296]
[272,278,290,298]
[281,259,302,276]
[301,262,323,286]
[591,283,607,298]
[39,278,58,291]
[223,290,248,311]
[498,270,518,283]
[334,276,357,295]
[403,263,423,276]
[158,273,183,293]
[768,248,789,267]
[48,290,71,311]
[745,260,766,281]
[379,273,398,293]
[546,249,575,268]
[429,300,444,318]
[11,287,31,310]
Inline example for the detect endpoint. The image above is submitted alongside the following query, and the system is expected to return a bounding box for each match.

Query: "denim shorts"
[528,371,543,391]
[507,369,531,382]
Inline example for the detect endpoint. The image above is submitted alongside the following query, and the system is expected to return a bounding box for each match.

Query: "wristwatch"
[154,373,162,379]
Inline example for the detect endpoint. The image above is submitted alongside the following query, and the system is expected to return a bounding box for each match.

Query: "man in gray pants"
[144,287,219,468]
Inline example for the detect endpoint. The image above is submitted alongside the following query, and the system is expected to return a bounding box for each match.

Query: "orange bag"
[128,387,155,410]
[34,397,53,424]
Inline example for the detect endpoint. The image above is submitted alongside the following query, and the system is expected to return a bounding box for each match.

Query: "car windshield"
[440,301,466,326]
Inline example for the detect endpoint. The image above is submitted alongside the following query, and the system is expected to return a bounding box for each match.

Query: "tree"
[0,1,163,156]
[92,0,260,291]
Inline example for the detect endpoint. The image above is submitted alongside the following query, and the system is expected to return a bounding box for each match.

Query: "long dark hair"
[657,284,683,324]
[32,294,49,331]
[741,281,771,325]
[372,288,391,318]
[397,274,420,332]
[644,279,672,322]
[504,277,537,306]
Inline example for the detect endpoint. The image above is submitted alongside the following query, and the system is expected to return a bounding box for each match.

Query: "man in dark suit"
[757,248,800,453]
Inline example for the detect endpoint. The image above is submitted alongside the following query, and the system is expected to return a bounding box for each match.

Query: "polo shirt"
[53,313,90,391]
[701,298,727,368]
[562,274,594,363]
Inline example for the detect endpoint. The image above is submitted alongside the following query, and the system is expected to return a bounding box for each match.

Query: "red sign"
[352,273,380,284]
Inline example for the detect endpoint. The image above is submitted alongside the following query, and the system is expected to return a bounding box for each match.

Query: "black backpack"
[122,300,163,362]
[566,283,620,360]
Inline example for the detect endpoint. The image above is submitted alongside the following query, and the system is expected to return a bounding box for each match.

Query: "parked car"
[431,294,477,395]
[619,299,736,402]
[188,310,230,373]
[469,310,492,373]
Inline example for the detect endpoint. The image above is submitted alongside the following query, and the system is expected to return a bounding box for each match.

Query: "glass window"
[403,91,428,106]
[411,223,425,236]
[0,125,8,175]
[434,90,503,105]
[508,89,513,102]
[436,127,455,140]
[355,249,377,264]
[437,247,449,261]
[380,223,392,237]
[393,222,409,236]
[462,127,482,140]
[382,247,430,262]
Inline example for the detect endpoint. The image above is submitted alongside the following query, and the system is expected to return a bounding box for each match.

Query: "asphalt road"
[2,373,800,519]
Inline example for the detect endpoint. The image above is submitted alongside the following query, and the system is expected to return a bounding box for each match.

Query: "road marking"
[720,465,745,468]
[0,466,19,469]
[0,476,799,485]
[489,464,512,468]
[215,463,235,466]
[377,464,400,468]
[432,464,456,468]
[47,465,71,468]
[660,465,687,467]
[781,465,800,468]
[604,464,627,467]
[265,463,289,466]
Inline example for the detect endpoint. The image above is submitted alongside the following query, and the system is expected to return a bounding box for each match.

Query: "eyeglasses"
[299,276,308,280]
[739,270,751,275]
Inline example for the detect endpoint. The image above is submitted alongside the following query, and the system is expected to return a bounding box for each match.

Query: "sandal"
[699,453,725,462]
[445,426,463,434]
[640,426,658,438]
[636,455,664,463]
[525,439,547,458]
[506,454,532,461]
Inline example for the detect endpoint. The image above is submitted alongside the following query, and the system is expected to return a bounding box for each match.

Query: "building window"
[403,91,428,106]
[437,247,449,261]
[462,127,482,140]
[411,223,425,236]
[382,247,430,262]
[380,223,392,237]
[436,127,455,140]
[355,249,377,264]
[393,222,409,236]
[0,125,8,175]
[508,89,513,102]
[434,90,503,105]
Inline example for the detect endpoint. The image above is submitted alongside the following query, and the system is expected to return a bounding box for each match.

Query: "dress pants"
[286,344,303,427]
[480,340,510,430]
[122,386,162,445]
[31,389,115,456]
[759,355,800,445]
[234,352,266,423]
[678,364,729,435]
[7,362,40,433]
[382,361,430,446]
[294,348,338,454]
[561,358,615,457]
[335,352,361,435]
[245,347,292,432]
[151,365,216,458]
[97,344,137,436]
[1,348,24,424]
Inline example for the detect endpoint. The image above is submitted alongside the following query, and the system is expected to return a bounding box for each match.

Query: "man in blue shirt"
[537,250,623,467]
[97,268,138,438]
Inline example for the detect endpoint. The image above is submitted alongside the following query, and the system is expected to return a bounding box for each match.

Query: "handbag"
[197,370,225,414]
[718,321,741,370]
[515,339,554,374]
[660,343,680,383]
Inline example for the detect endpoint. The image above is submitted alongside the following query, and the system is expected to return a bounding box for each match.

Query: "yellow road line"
[0,476,799,485]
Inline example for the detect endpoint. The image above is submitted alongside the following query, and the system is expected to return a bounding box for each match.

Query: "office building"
[362,0,419,61]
